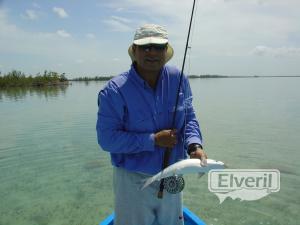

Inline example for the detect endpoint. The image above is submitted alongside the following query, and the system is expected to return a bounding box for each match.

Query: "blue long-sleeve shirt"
[96,64,202,175]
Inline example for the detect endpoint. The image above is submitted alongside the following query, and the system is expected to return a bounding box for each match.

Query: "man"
[97,24,207,225]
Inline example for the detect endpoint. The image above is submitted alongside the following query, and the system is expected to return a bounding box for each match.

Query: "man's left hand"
[190,148,208,166]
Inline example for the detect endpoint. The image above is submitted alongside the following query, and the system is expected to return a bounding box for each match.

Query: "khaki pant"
[113,166,184,225]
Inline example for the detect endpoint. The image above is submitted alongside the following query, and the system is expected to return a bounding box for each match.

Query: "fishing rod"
[158,0,197,199]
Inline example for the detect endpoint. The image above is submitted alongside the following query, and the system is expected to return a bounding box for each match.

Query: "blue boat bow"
[99,206,206,225]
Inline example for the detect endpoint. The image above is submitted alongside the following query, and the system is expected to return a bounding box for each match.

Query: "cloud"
[23,9,38,20]
[32,3,41,9]
[223,0,268,4]
[53,7,68,18]
[251,46,269,56]
[1,1,300,76]
[0,8,115,76]
[251,46,300,57]
[56,29,71,38]
[103,15,133,32]
[76,59,84,64]
[111,15,131,24]
[105,0,190,19]
[1,10,20,37]
[116,7,125,12]
[86,33,96,39]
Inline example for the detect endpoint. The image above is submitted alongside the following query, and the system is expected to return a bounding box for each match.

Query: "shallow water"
[0,78,299,225]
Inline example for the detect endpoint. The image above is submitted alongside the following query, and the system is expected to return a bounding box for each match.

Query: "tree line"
[0,70,68,88]
[70,76,114,81]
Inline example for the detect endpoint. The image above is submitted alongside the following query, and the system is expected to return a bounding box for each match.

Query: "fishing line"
[184,0,198,158]
[158,0,197,199]
[183,0,198,160]
[187,0,198,76]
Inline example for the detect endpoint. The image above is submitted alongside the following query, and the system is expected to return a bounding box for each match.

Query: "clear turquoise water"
[0,78,299,225]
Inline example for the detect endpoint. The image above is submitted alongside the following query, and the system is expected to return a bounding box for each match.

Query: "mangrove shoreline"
[1,70,299,88]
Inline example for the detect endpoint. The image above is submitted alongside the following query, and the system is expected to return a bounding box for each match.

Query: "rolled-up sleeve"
[96,81,155,154]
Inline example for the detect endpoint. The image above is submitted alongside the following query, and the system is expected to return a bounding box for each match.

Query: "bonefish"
[141,159,225,190]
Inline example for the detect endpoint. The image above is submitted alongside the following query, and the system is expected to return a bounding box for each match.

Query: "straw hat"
[128,24,174,63]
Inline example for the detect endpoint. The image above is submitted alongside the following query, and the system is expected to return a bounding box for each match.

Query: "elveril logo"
[208,169,280,204]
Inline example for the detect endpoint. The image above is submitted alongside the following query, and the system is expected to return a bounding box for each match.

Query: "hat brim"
[128,43,174,63]
[133,37,168,45]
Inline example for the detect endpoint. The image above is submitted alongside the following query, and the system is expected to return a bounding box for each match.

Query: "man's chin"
[146,66,163,73]
[143,62,164,71]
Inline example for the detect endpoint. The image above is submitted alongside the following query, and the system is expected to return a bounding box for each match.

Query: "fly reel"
[164,176,185,194]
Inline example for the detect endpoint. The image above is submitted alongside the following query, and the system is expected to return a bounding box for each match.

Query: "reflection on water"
[0,85,69,101]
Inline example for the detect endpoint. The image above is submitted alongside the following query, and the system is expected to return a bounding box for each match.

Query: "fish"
[141,158,225,190]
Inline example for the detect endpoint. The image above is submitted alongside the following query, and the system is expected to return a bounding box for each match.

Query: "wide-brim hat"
[128,24,174,63]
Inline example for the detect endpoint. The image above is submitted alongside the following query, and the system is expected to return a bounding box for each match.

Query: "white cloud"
[24,9,38,20]
[1,10,20,37]
[32,3,41,9]
[76,59,84,64]
[223,0,268,4]
[116,7,125,12]
[103,15,133,32]
[1,1,300,76]
[251,46,300,57]
[0,9,116,76]
[86,33,96,39]
[105,0,190,20]
[53,7,69,18]
[111,15,131,24]
[251,46,269,56]
[56,29,71,38]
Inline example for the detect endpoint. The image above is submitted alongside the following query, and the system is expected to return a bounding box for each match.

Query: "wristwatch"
[188,143,203,155]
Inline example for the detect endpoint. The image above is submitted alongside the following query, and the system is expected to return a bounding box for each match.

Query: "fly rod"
[158,0,197,199]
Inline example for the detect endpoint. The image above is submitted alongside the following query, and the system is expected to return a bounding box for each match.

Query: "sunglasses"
[138,44,167,52]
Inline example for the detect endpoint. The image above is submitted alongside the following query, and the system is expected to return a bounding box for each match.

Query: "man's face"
[133,44,167,72]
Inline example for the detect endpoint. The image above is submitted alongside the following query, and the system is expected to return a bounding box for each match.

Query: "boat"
[99,206,206,225]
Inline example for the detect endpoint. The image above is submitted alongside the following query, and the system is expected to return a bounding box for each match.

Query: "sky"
[0,0,300,78]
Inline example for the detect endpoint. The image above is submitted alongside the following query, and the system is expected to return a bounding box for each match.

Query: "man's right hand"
[154,129,177,148]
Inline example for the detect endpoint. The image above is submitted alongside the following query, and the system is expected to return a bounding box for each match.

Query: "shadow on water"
[0,85,69,101]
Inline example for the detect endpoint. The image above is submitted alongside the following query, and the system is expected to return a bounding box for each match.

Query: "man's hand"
[190,148,208,166]
[154,129,177,148]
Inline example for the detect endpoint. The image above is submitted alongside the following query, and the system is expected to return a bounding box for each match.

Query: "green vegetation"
[2,70,298,89]
[0,70,68,88]
[71,76,113,81]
